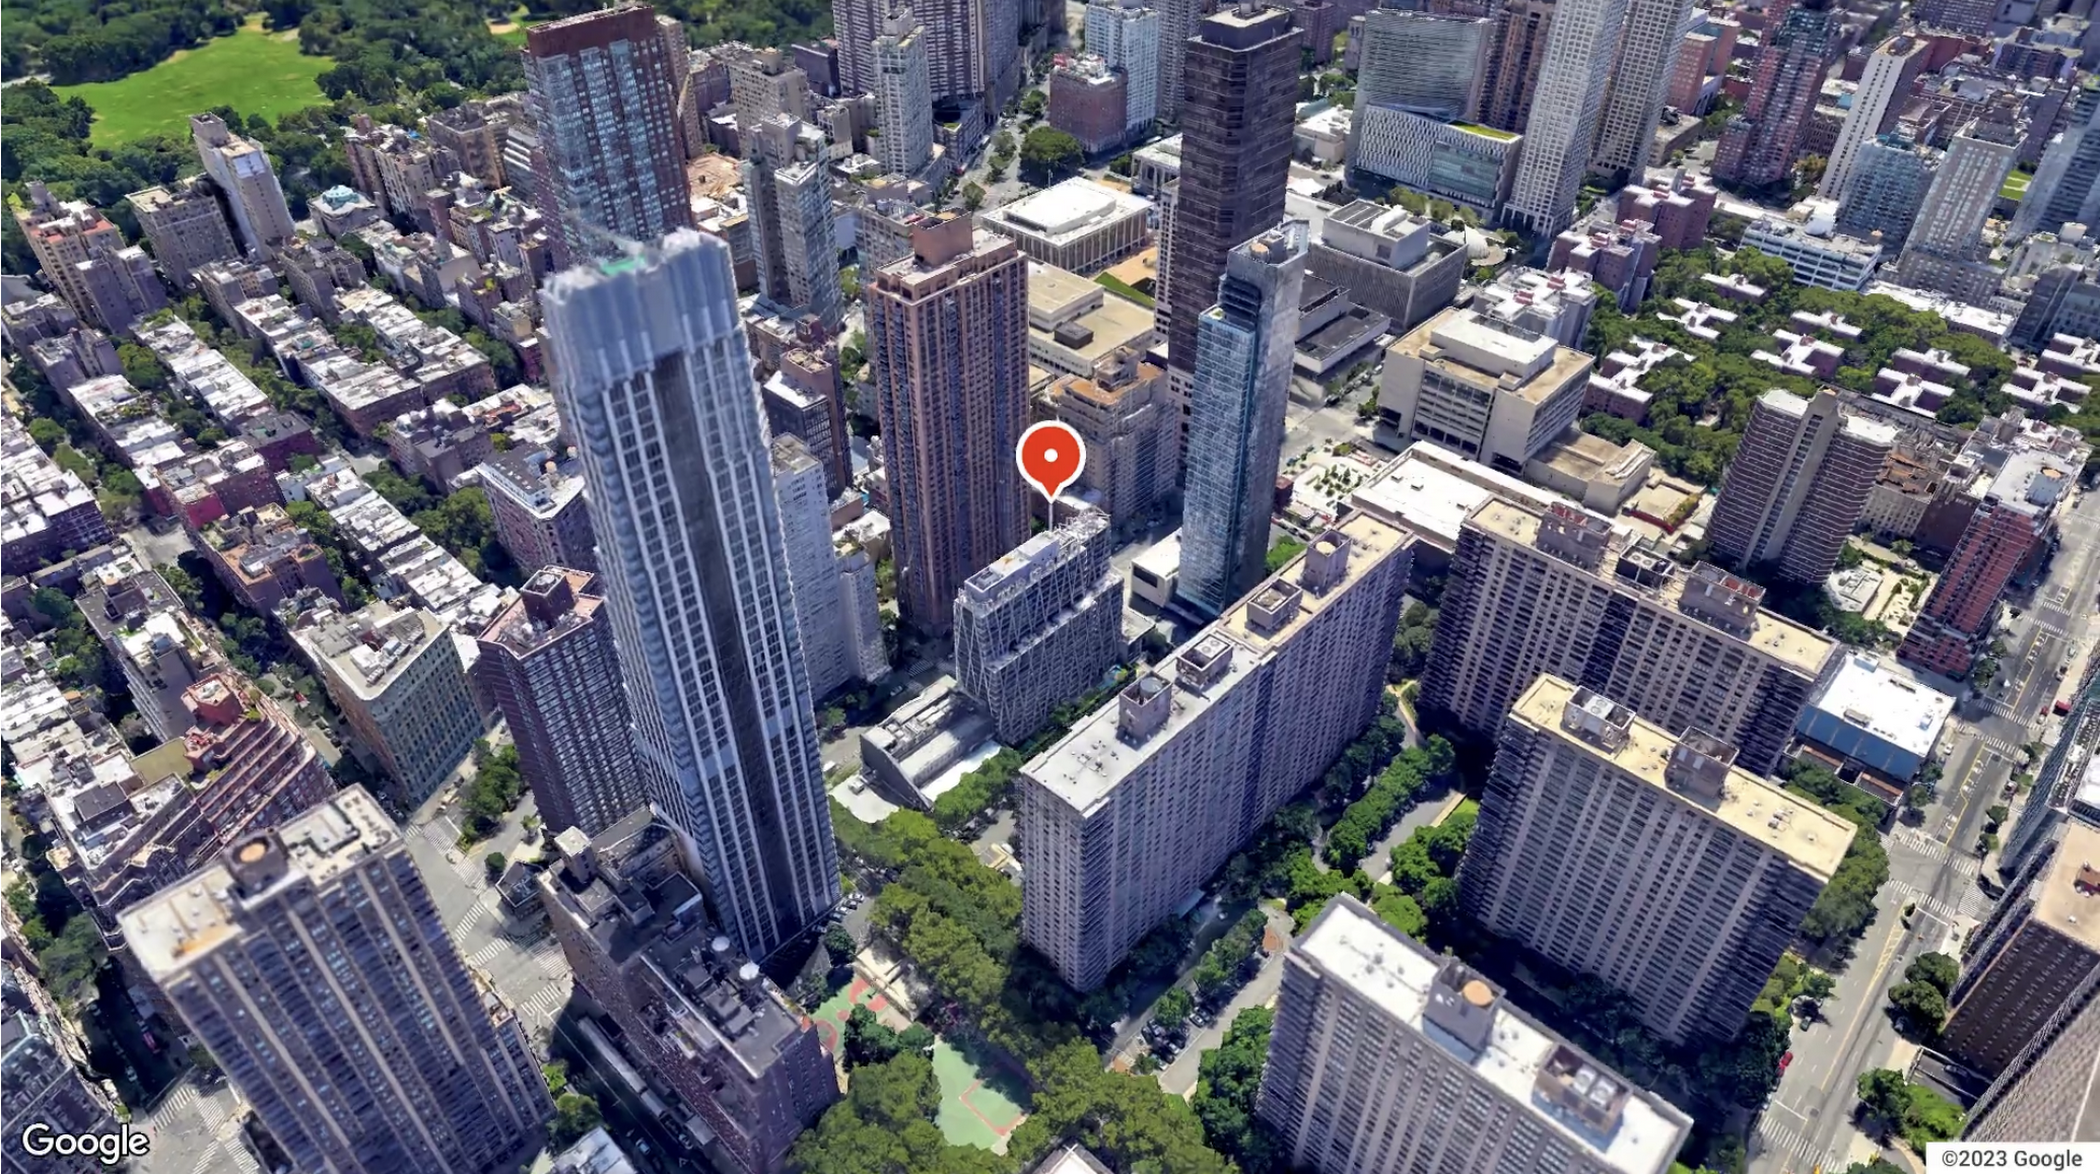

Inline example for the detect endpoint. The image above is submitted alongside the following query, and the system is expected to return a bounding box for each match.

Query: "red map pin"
[1016,420,1086,506]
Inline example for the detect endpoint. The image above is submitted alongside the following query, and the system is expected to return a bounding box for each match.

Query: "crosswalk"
[1891,878,1995,924]
[516,978,572,1027]
[1754,1115,1847,1174]
[187,1138,259,1174]
[1886,825,1984,881]
[449,890,500,938]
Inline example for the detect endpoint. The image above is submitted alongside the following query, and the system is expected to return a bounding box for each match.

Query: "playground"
[811,975,1030,1151]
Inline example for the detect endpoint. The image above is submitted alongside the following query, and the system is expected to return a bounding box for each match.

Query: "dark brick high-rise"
[1162,5,1303,381]
[1713,0,1834,189]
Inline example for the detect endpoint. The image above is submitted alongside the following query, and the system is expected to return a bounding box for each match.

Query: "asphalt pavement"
[1749,484,2100,1174]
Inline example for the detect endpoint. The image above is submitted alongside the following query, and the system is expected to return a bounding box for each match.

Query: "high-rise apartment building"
[1020,514,1413,989]
[524,6,694,266]
[1707,389,1897,583]
[774,435,884,698]
[955,510,1124,745]
[1085,0,1162,134]
[1503,0,1627,235]
[1966,964,2100,1143]
[1178,221,1307,616]
[1900,117,2020,269]
[1837,133,1937,249]
[191,113,296,254]
[293,601,483,803]
[127,177,241,291]
[871,12,935,176]
[865,215,1031,635]
[1942,824,2100,1077]
[1046,348,1182,533]
[726,44,812,131]
[2012,83,2100,241]
[539,809,840,1174]
[120,787,550,1174]
[1592,0,1696,181]
[744,116,844,328]
[1713,0,1833,189]
[1257,896,1692,1174]
[1820,35,1927,201]
[543,231,840,959]
[1464,675,1850,1042]
[1424,498,1838,775]
[14,183,166,332]
[1353,10,1489,122]
[478,442,597,575]
[1480,0,1556,134]
[761,349,851,497]
[1912,0,1995,35]
[1898,450,2077,677]
[474,568,640,838]
[1152,0,1213,124]
[1374,304,1593,473]
[1162,6,1302,385]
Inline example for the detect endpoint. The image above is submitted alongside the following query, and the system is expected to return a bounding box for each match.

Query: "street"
[1749,485,2100,1174]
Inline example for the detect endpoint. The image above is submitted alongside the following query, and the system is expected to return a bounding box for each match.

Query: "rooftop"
[2030,823,2100,953]
[1516,675,1852,878]
[1295,896,1691,1174]
[1348,443,1572,551]
[1393,308,1592,405]
[295,602,447,699]
[1806,653,1955,760]
[1024,513,1409,815]
[983,178,1151,246]
[119,786,401,978]
[1469,498,1835,673]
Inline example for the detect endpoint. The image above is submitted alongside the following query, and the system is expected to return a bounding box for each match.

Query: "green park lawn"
[55,19,330,145]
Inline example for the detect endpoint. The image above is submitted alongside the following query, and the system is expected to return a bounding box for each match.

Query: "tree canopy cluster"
[1325,737,1456,872]
[809,806,1241,1173]
[1782,762,1893,947]
[1856,1068,1964,1149]
[1581,247,2033,487]
[459,742,525,843]
[1191,1007,1285,1173]
[3,0,241,84]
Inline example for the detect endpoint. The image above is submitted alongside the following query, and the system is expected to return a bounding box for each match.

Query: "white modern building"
[1742,212,1883,291]
[1258,896,1693,1174]
[1820,34,1926,201]
[1503,0,1629,235]
[871,11,935,176]
[1796,652,1954,781]
[774,435,884,700]
[1375,305,1594,473]
[542,231,841,960]
[980,178,1152,273]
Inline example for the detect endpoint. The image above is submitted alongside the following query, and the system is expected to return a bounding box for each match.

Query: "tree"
[1191,1007,1282,1172]
[1905,952,1958,996]
[843,1004,903,1068]
[548,1091,602,1148]
[1155,986,1195,1033]
[483,851,505,883]
[38,916,106,1009]
[1020,89,1047,118]
[823,924,857,966]
[1856,1068,1909,1129]
[1019,126,1083,184]
[961,180,985,211]
[1887,979,1948,1036]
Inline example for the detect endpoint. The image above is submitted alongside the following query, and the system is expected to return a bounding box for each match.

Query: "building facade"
[1178,221,1308,617]
[773,435,884,699]
[1592,0,1696,180]
[1821,35,1927,201]
[1942,825,2100,1077]
[127,178,242,291]
[539,811,840,1174]
[1424,499,1838,775]
[1085,0,1162,134]
[523,5,695,266]
[1046,349,1181,533]
[1463,675,1849,1043]
[743,117,844,328]
[865,215,1032,635]
[119,787,550,1174]
[955,510,1124,745]
[1837,134,1936,250]
[1374,305,1593,473]
[294,602,482,803]
[190,114,296,254]
[543,231,840,960]
[1020,515,1413,989]
[474,568,640,838]
[1898,451,2075,676]
[1707,389,1897,582]
[871,11,935,175]
[1965,964,2100,1143]
[1257,896,1692,1174]
[1503,0,1627,235]
[1162,6,1303,385]
[1713,0,1833,188]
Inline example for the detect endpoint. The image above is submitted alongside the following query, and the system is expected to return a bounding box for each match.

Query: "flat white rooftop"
[987,178,1150,243]
[1297,897,1691,1174]
[1807,653,1954,760]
